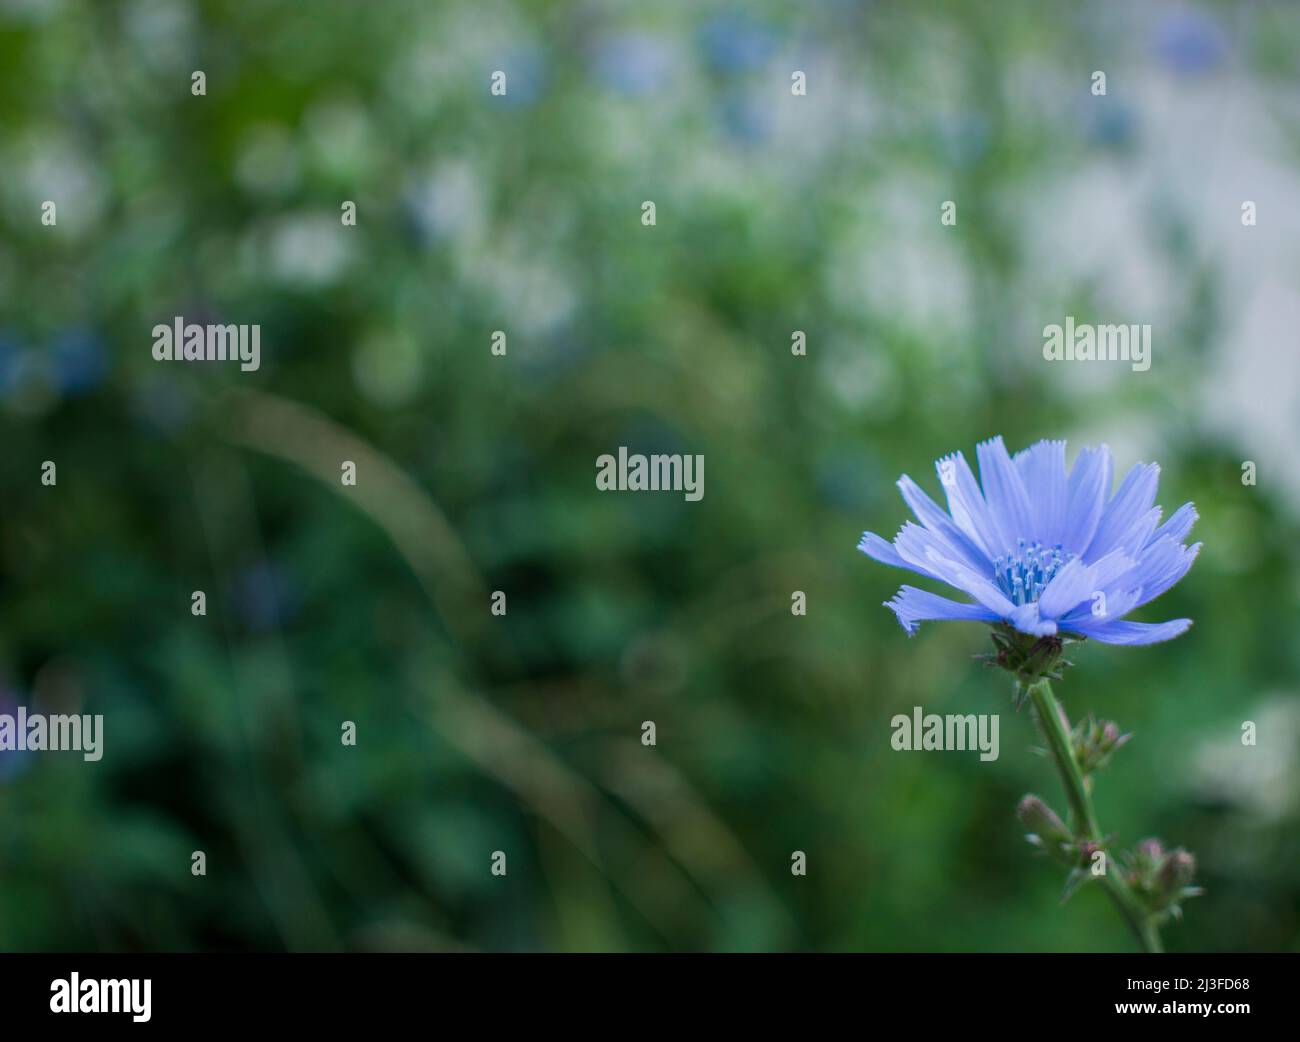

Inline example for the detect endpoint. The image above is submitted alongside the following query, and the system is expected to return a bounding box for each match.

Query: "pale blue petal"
[1008,602,1058,637]
[1085,462,1159,560]
[858,531,907,568]
[857,530,943,582]
[1059,585,1143,627]
[1037,549,1136,620]
[934,451,1004,560]
[1063,445,1112,555]
[885,586,1001,634]
[1089,548,1141,590]
[1133,541,1201,607]
[896,475,991,571]
[894,525,1017,614]
[902,532,1019,616]
[1035,557,1093,619]
[977,435,1036,549]
[1147,502,1197,548]
[1124,507,1164,556]
[1065,617,1193,645]
[1014,439,1068,546]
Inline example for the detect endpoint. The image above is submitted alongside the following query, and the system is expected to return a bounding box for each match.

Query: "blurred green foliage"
[1,0,1298,951]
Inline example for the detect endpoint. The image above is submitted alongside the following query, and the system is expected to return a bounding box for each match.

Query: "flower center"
[993,540,1071,606]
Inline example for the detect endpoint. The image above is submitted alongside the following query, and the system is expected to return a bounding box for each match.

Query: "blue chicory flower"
[859,437,1199,646]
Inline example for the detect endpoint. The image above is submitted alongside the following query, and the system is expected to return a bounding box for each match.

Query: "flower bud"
[1125,840,1202,922]
[1158,849,1197,893]
[1072,714,1132,773]
[984,624,1073,685]
[1018,795,1064,835]
[1136,837,1164,863]
[1017,795,1074,864]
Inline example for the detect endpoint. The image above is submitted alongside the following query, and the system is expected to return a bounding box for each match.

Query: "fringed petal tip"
[858,531,902,565]
[883,585,1001,636]
[883,598,920,636]
[1152,502,1199,547]
[1014,437,1067,458]
[933,449,967,480]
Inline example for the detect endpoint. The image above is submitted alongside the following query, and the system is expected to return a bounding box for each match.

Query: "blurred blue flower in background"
[514,325,591,383]
[1084,98,1138,149]
[129,373,194,434]
[0,338,54,412]
[492,45,549,108]
[717,89,771,145]
[0,331,24,397]
[1154,10,1226,75]
[938,112,991,169]
[699,12,776,73]
[231,561,300,633]
[0,690,33,783]
[51,328,108,396]
[592,32,675,97]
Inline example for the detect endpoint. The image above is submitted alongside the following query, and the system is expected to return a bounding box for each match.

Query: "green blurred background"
[1,0,1298,952]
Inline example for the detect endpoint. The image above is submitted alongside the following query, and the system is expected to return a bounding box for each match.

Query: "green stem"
[1027,678,1162,954]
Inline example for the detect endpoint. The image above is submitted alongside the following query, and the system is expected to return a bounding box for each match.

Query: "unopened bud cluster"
[1124,839,1203,923]
[1072,714,1131,774]
[979,624,1079,692]
[1017,795,1081,867]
